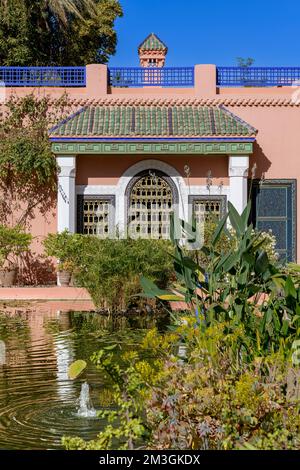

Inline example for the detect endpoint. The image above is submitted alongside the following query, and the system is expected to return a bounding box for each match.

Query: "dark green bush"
[63,323,300,451]
[63,202,300,451]
[75,237,174,312]
[43,230,84,272]
[145,323,300,450]
[0,224,32,268]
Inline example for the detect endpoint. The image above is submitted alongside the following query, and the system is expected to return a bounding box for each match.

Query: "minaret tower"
[138,33,168,68]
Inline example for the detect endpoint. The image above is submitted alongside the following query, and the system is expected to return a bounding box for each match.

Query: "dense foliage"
[75,238,174,311]
[0,94,68,227]
[145,201,300,354]
[63,201,300,450]
[64,324,300,450]
[146,325,300,450]
[0,225,31,268]
[43,232,175,311]
[0,0,123,65]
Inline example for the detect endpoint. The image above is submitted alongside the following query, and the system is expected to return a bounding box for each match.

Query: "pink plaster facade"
[2,60,300,284]
[76,154,229,187]
[228,105,300,257]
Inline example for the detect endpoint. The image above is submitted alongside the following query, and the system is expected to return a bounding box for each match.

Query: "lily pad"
[68,360,87,380]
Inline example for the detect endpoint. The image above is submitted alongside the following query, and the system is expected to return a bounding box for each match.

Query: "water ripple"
[0,311,137,449]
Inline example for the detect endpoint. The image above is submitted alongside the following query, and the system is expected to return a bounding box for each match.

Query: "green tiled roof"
[138,33,167,52]
[50,105,257,138]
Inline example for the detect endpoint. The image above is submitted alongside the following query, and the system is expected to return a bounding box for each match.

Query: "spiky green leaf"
[284,276,297,299]
[255,251,269,274]
[211,213,228,247]
[228,201,244,236]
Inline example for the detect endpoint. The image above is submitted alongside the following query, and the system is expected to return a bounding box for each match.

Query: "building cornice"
[51,140,254,155]
[52,96,300,108]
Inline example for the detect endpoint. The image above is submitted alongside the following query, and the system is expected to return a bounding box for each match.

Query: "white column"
[228,156,249,214]
[57,156,76,233]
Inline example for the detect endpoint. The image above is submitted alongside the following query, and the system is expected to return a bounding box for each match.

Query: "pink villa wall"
[75,99,300,260]
[218,87,295,96]
[76,154,229,186]
[18,205,57,285]
[226,106,300,180]
[2,63,300,280]
[228,105,300,261]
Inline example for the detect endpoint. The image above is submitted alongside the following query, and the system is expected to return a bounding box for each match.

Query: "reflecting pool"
[0,309,159,450]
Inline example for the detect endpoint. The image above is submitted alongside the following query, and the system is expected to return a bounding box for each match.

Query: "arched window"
[128,172,174,239]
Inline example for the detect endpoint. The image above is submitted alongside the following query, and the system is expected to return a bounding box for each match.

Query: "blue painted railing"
[217,67,300,87]
[108,67,194,87]
[0,67,86,87]
[1,65,300,88]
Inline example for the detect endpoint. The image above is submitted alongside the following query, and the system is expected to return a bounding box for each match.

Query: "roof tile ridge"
[221,98,232,106]
[211,98,218,105]
[285,97,295,106]
[66,94,300,108]
[218,104,258,135]
[49,106,87,135]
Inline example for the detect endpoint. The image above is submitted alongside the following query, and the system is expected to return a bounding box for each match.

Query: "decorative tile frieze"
[52,141,253,155]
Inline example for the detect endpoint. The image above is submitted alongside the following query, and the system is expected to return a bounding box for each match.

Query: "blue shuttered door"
[251,180,296,263]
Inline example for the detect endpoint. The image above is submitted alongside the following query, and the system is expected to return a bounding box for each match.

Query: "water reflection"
[0,340,5,365]
[0,309,154,450]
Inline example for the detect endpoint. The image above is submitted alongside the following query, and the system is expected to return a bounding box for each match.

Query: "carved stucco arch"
[125,169,179,205]
[115,159,188,235]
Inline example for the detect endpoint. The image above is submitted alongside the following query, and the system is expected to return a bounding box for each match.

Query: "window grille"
[77,196,114,237]
[193,199,222,224]
[128,174,173,239]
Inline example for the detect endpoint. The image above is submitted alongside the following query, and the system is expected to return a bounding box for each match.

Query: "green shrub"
[193,214,278,266]
[43,230,84,272]
[145,323,300,450]
[63,323,300,450]
[43,233,174,310]
[0,224,32,268]
[75,237,174,311]
[142,202,300,354]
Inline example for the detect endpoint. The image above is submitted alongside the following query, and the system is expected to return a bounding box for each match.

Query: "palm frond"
[47,0,97,24]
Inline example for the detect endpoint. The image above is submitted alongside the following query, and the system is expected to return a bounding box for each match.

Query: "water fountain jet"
[77,382,97,418]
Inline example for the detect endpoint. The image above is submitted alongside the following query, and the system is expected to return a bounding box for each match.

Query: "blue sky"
[109,0,300,67]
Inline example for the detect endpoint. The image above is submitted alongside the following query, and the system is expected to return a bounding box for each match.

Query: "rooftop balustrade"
[108,67,195,87]
[1,65,300,88]
[0,66,86,87]
[216,66,300,87]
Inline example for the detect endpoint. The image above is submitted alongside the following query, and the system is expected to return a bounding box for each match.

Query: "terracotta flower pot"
[57,270,71,287]
[0,267,17,287]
